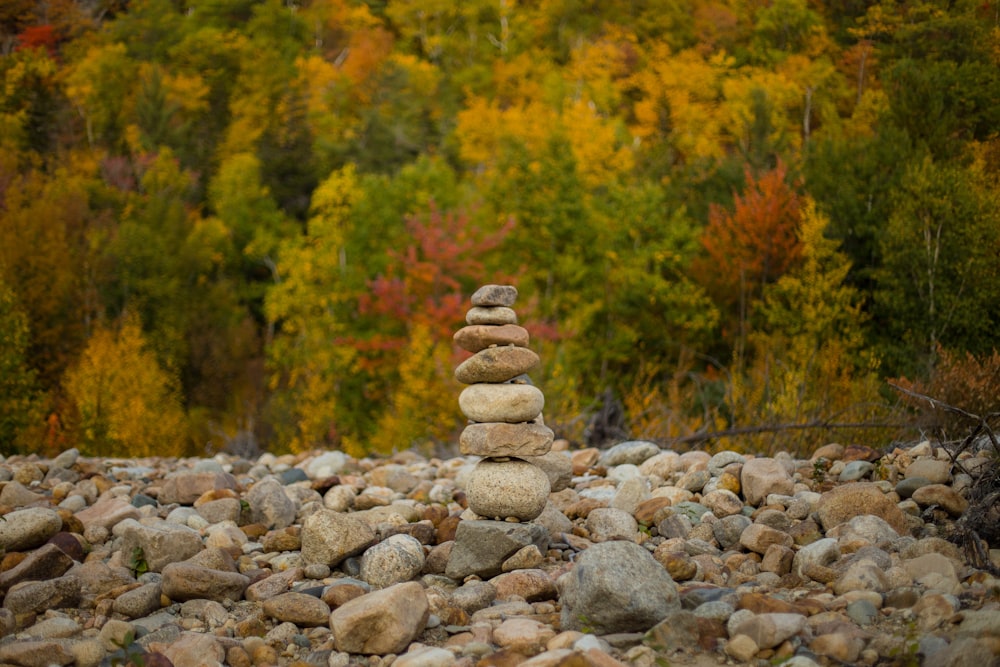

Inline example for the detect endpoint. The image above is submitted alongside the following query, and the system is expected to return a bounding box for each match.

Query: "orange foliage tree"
[693,160,803,349]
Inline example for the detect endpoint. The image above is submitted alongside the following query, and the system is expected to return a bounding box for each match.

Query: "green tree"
[0,280,43,453]
[264,165,361,453]
[875,156,1000,376]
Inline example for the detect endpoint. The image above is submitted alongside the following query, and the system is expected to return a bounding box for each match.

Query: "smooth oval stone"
[467,306,517,325]
[459,384,544,423]
[471,284,518,307]
[455,346,540,384]
[454,324,530,352]
[460,422,554,457]
[466,459,551,521]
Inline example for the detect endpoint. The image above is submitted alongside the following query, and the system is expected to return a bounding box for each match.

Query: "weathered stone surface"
[466,458,551,521]
[446,520,549,580]
[329,581,429,655]
[454,324,530,352]
[455,345,540,384]
[911,484,969,516]
[467,306,518,325]
[112,581,162,619]
[585,507,638,542]
[471,284,518,307]
[161,562,249,602]
[599,441,661,467]
[741,458,794,506]
[0,507,62,551]
[815,483,909,534]
[740,523,793,555]
[523,451,573,492]
[74,496,141,533]
[3,575,81,614]
[158,471,238,505]
[558,540,679,634]
[359,534,426,588]
[245,477,297,529]
[115,519,204,573]
[300,509,376,567]
[245,567,302,602]
[904,459,951,484]
[459,383,545,423]
[0,542,74,593]
[732,613,807,649]
[262,591,331,627]
[460,421,554,457]
[490,567,556,602]
[0,640,74,666]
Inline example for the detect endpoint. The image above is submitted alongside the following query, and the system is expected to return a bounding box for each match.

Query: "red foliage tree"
[17,25,58,57]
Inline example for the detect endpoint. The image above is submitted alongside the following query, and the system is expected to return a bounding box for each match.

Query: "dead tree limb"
[660,419,905,448]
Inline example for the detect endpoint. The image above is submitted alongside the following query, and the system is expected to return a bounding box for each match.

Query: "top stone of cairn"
[471,284,518,308]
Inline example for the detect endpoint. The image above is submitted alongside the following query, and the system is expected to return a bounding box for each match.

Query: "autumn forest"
[1,0,999,459]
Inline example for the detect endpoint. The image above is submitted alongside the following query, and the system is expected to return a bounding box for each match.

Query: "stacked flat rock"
[454,284,553,522]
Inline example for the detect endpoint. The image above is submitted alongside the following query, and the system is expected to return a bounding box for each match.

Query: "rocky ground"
[0,439,998,667]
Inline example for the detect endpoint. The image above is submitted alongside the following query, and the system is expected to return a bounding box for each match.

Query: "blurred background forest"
[2,0,999,459]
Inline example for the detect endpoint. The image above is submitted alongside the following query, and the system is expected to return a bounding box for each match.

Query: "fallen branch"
[887,380,1000,459]
[660,419,906,448]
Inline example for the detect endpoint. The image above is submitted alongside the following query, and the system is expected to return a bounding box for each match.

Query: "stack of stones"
[445,284,555,581]
[453,284,554,522]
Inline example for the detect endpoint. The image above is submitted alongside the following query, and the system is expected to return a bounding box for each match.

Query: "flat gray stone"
[446,520,549,580]
[558,540,679,634]
[466,306,517,325]
[471,284,518,307]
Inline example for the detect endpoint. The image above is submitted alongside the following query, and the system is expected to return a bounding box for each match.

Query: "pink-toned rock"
[454,324,529,352]
[158,471,238,506]
[740,523,793,555]
[455,345,540,384]
[493,617,556,656]
[329,581,430,655]
[741,458,793,506]
[490,569,557,602]
[911,484,969,517]
[732,613,807,649]
[460,422,554,457]
[160,632,225,667]
[262,591,331,627]
[74,497,141,533]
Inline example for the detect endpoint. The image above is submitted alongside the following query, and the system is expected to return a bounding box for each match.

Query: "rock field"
[0,439,998,667]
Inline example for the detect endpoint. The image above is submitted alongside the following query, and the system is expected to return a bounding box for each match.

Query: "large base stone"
[445,520,549,580]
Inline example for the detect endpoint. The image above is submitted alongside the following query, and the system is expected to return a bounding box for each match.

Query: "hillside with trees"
[1,0,998,458]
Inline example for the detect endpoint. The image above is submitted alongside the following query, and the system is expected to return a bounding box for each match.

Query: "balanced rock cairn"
[454,284,554,522]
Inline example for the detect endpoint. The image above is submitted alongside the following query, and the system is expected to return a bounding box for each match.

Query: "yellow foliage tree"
[264,165,360,453]
[726,199,884,454]
[63,313,189,459]
[366,323,460,457]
